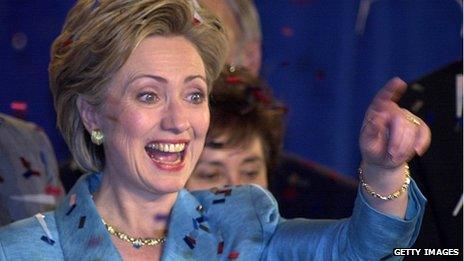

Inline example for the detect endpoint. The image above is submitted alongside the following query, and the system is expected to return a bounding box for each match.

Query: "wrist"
[359,162,410,201]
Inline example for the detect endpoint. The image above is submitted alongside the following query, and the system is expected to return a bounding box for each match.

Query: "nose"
[226,174,242,187]
[160,100,189,134]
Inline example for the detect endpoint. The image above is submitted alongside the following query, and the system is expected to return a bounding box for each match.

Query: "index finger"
[373,77,408,104]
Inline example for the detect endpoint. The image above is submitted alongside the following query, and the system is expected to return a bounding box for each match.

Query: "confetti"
[195,216,206,223]
[215,189,232,196]
[183,235,196,249]
[62,35,75,48]
[45,185,62,197]
[69,194,77,206]
[23,170,41,179]
[228,251,240,259]
[11,32,28,50]
[10,101,28,112]
[154,213,169,221]
[226,76,242,84]
[87,235,103,248]
[217,241,224,254]
[66,204,76,216]
[212,198,226,204]
[20,157,41,178]
[78,216,86,229]
[199,224,210,233]
[20,157,31,169]
[280,26,294,38]
[41,235,55,245]
[315,69,326,81]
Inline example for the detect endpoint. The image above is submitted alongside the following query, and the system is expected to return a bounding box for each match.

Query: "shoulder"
[190,184,281,235]
[190,184,278,213]
[0,212,63,259]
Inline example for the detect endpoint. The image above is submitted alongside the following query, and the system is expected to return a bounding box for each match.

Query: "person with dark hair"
[186,66,357,219]
[186,66,285,190]
[199,0,358,220]
[0,0,430,260]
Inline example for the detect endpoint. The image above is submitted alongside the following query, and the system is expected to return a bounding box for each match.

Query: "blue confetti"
[65,204,76,216]
[41,235,55,245]
[183,235,196,249]
[78,216,86,229]
[212,198,226,204]
[199,224,210,233]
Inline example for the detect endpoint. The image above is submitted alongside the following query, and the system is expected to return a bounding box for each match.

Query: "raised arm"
[358,77,431,218]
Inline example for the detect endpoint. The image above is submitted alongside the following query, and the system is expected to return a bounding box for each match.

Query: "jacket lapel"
[55,173,122,260]
[162,189,219,260]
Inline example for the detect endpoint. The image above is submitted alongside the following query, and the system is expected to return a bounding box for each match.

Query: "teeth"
[148,142,186,153]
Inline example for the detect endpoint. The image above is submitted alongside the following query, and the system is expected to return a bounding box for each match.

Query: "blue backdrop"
[1,0,462,177]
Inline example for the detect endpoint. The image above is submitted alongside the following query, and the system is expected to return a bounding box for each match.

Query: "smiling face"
[79,36,209,195]
[186,134,268,190]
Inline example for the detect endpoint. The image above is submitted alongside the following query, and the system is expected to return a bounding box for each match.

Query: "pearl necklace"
[102,219,166,249]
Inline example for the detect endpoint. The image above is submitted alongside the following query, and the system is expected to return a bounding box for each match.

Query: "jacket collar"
[55,173,122,260]
[54,173,219,260]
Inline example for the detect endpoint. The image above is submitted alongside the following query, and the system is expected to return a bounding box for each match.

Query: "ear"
[242,40,262,76]
[76,95,101,133]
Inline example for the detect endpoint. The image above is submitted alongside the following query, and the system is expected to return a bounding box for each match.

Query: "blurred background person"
[0,112,64,226]
[199,0,357,219]
[186,66,356,219]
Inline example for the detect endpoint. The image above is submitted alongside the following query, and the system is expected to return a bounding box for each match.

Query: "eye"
[194,170,222,182]
[187,91,206,105]
[242,171,259,181]
[137,92,159,104]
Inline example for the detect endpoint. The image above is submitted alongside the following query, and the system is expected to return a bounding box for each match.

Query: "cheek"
[193,107,210,136]
[104,109,151,139]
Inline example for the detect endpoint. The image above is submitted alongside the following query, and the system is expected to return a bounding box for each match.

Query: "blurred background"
[1,0,462,177]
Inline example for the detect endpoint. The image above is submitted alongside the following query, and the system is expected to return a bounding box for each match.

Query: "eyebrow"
[242,156,263,164]
[126,74,206,85]
[197,160,225,168]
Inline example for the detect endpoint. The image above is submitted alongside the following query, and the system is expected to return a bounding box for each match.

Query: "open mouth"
[145,141,187,168]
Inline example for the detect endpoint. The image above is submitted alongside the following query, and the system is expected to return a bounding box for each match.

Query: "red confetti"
[217,241,224,254]
[87,236,103,248]
[226,76,242,84]
[215,188,232,196]
[315,69,326,81]
[10,101,28,112]
[283,186,298,201]
[45,185,62,197]
[251,89,271,105]
[62,37,73,48]
[20,157,31,169]
[280,26,294,38]
[228,251,240,259]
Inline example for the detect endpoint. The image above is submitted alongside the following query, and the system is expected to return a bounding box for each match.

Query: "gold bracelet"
[358,164,411,201]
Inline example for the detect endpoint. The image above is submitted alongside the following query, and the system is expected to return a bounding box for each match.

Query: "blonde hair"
[225,0,261,43]
[50,0,228,172]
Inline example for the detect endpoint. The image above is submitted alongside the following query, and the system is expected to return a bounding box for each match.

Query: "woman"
[186,66,285,190]
[0,0,430,260]
[186,67,357,220]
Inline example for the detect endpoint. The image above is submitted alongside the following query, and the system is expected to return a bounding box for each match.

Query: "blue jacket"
[0,172,426,260]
